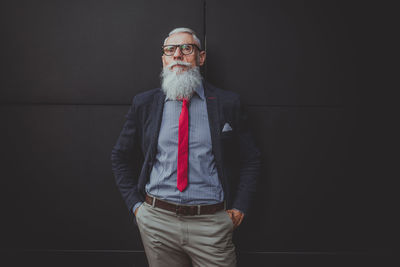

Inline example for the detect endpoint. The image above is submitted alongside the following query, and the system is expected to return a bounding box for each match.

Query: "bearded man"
[111,27,260,267]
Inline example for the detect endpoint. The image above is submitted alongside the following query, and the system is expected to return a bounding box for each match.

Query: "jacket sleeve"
[231,97,261,215]
[111,96,144,215]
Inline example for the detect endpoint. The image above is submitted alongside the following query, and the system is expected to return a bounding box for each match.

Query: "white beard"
[161,62,203,100]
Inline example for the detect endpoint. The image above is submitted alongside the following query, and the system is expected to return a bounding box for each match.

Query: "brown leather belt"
[145,194,225,216]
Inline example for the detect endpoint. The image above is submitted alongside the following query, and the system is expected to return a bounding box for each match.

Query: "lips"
[172,64,185,68]
[171,64,187,70]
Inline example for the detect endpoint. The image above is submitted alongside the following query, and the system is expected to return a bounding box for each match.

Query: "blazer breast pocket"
[220,130,236,151]
[220,130,234,139]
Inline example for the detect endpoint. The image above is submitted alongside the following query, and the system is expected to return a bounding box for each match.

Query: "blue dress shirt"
[133,84,224,213]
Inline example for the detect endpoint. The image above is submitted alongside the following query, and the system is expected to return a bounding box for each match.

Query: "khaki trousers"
[136,201,237,267]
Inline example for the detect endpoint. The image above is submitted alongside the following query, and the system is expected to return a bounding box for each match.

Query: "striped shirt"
[133,84,224,213]
[147,83,224,202]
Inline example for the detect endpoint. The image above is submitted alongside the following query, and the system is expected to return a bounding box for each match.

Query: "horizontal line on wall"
[239,251,369,255]
[0,102,345,108]
[12,249,369,255]
[249,104,345,108]
[0,102,130,106]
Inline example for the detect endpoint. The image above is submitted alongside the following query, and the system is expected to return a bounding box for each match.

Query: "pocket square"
[222,122,233,132]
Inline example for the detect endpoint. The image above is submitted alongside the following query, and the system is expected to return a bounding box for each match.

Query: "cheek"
[186,55,198,66]
[162,56,169,67]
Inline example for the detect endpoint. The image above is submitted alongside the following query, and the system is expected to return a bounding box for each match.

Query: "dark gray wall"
[0,0,395,266]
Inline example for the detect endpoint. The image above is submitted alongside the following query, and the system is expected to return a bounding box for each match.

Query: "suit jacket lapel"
[204,82,222,161]
[150,89,165,157]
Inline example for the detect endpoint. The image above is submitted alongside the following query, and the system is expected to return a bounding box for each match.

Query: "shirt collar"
[164,83,205,102]
[194,83,205,100]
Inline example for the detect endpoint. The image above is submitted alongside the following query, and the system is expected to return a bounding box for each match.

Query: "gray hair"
[163,27,202,49]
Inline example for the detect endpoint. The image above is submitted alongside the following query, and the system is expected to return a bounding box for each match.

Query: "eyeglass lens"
[163,44,194,56]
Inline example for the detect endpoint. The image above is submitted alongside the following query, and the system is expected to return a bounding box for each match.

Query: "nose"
[173,46,183,60]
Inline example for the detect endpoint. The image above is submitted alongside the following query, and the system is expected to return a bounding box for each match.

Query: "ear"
[198,50,206,66]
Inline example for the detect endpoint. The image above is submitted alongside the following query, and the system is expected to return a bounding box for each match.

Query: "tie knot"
[179,97,189,106]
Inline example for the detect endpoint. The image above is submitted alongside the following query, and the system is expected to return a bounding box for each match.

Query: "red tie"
[177,98,189,192]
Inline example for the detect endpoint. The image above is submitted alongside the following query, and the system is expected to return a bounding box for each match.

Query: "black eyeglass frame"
[161,43,202,56]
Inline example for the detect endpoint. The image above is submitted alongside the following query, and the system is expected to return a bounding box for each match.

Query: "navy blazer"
[111,81,261,217]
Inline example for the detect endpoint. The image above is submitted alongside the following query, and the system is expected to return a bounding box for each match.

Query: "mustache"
[166,61,192,69]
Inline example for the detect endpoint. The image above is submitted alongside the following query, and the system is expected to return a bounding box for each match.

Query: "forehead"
[164,32,195,45]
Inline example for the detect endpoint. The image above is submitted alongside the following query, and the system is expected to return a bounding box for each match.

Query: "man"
[111,27,260,267]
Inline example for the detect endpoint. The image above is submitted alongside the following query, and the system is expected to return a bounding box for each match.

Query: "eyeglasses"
[162,44,201,56]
